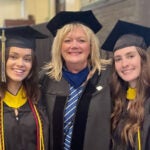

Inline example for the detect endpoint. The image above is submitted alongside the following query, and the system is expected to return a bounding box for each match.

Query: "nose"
[71,40,78,48]
[16,58,24,66]
[121,59,128,67]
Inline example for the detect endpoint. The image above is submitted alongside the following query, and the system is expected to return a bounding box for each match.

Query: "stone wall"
[81,0,150,58]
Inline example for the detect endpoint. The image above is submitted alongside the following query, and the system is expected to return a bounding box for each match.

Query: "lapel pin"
[96,86,103,91]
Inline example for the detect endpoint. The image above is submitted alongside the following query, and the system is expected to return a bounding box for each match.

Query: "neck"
[66,63,88,73]
[7,81,22,95]
[129,81,137,88]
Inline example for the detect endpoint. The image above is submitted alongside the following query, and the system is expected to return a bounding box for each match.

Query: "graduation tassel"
[1,29,6,82]
[138,128,141,150]
[0,99,5,150]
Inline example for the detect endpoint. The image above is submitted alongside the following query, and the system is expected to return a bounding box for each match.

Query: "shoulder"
[100,64,112,84]
[39,70,51,87]
[39,70,69,95]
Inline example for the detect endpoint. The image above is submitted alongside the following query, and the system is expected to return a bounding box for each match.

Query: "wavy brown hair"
[0,47,40,103]
[111,47,150,147]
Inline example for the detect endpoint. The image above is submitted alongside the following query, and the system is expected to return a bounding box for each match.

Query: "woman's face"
[61,26,91,71]
[6,46,32,84]
[114,46,141,88]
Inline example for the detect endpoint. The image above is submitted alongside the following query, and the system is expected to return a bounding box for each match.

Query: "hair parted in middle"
[111,47,150,146]
[43,23,111,81]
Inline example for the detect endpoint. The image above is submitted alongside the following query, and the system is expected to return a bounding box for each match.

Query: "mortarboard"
[47,10,102,36]
[0,25,48,82]
[0,25,48,50]
[101,20,150,51]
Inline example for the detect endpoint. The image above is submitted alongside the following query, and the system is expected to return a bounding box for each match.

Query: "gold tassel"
[33,105,45,150]
[138,128,141,150]
[1,29,6,82]
[0,99,5,150]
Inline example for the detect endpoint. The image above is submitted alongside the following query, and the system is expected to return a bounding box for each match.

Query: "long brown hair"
[111,47,150,147]
[0,47,40,102]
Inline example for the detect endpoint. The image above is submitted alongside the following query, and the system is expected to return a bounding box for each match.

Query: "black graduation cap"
[0,25,48,82]
[47,10,102,36]
[0,25,48,50]
[101,20,150,51]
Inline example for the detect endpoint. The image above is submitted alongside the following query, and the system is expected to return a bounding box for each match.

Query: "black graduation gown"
[40,67,111,150]
[112,97,150,150]
[4,101,49,150]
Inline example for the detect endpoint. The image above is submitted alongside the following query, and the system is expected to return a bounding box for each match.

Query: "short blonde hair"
[44,23,110,81]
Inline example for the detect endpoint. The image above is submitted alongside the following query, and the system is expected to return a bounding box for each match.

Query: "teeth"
[122,70,132,74]
[14,69,24,73]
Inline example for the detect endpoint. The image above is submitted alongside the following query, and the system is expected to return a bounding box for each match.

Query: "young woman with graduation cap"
[101,20,150,150]
[39,10,111,150]
[0,26,49,150]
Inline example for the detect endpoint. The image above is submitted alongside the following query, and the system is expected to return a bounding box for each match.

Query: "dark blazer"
[40,67,111,150]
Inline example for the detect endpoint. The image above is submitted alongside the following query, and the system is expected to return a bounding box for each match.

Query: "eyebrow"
[115,50,137,57]
[9,52,32,56]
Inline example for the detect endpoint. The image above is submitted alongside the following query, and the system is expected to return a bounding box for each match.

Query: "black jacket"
[40,67,111,150]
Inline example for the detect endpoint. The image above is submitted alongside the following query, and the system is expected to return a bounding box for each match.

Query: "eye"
[114,57,121,62]
[24,56,32,62]
[128,54,134,58]
[79,39,86,43]
[63,38,71,43]
[8,54,17,60]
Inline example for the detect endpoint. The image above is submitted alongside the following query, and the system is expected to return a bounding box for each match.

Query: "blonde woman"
[40,10,111,150]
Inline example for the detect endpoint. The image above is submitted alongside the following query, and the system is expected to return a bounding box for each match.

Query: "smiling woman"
[61,24,91,73]
[39,10,112,150]
[0,26,49,150]
[6,47,32,89]
[114,46,141,88]
[101,20,150,150]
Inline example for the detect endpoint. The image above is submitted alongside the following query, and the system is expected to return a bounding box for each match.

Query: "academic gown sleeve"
[142,97,150,150]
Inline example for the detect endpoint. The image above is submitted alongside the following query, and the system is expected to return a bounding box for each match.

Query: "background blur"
[0,0,150,70]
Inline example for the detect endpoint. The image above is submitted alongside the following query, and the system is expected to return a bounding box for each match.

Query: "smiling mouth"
[122,69,134,74]
[13,68,25,75]
[69,51,81,54]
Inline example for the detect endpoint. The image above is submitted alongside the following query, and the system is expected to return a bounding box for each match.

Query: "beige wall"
[25,0,51,24]
[0,0,21,26]
[0,0,52,26]
[65,0,81,11]
[0,0,100,26]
